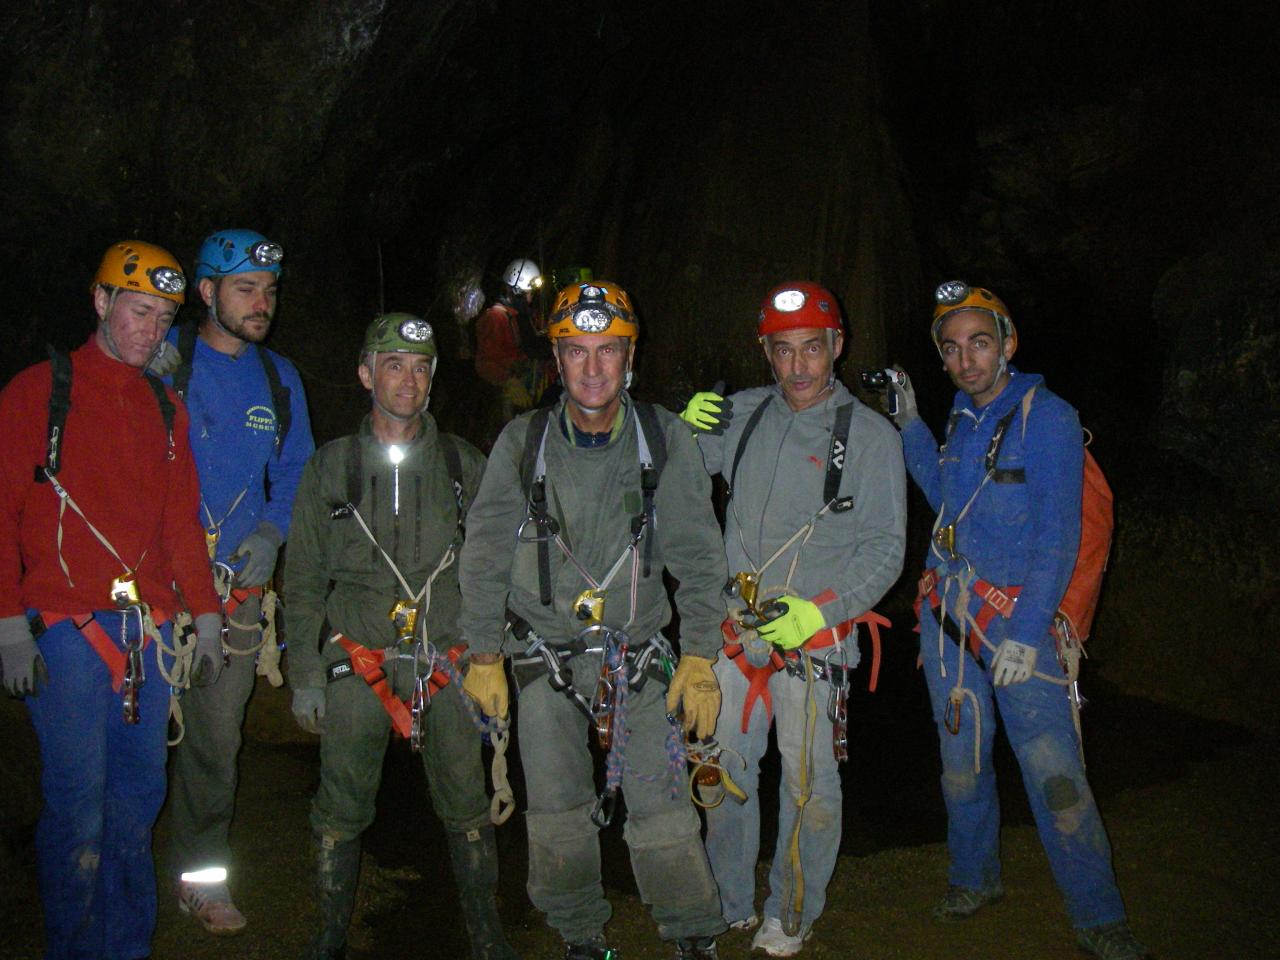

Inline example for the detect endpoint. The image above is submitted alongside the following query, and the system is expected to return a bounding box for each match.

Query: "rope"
[154,609,196,747]
[779,651,818,938]
[443,657,517,825]
[254,590,283,687]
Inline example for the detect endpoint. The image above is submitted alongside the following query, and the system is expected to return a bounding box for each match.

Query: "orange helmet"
[91,240,187,304]
[547,281,638,340]
[931,280,1016,354]
[757,281,842,338]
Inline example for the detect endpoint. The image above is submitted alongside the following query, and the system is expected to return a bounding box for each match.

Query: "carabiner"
[590,788,617,828]
[944,692,963,736]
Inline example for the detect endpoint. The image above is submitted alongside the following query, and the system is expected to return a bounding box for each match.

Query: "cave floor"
[1,671,1275,960]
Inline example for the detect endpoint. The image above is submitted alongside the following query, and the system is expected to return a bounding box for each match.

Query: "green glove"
[665,654,721,740]
[463,657,509,719]
[680,390,733,435]
[756,595,827,651]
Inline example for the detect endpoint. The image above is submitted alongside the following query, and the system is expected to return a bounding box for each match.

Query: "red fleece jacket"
[0,338,219,620]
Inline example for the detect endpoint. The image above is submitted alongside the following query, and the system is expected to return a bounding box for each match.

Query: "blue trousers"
[706,645,847,928]
[27,612,172,960]
[919,606,1127,928]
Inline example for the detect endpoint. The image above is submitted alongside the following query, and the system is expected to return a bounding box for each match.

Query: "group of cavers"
[0,235,1148,960]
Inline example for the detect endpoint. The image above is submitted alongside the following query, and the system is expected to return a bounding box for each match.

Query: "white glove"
[990,639,1037,687]
[189,612,225,688]
[887,365,919,428]
[146,339,182,377]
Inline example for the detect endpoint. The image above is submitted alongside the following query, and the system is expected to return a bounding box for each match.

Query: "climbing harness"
[518,400,667,607]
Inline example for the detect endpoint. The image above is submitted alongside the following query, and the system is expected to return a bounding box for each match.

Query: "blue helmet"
[194,229,284,281]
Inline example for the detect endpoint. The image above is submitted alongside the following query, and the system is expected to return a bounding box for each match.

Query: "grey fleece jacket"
[457,394,728,659]
[697,382,906,636]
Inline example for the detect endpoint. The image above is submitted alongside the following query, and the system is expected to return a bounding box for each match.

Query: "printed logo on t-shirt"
[245,404,277,434]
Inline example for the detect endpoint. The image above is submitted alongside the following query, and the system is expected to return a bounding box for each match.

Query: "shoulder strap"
[632,401,667,577]
[439,433,466,539]
[520,407,553,494]
[728,394,773,500]
[173,322,198,399]
[520,407,556,606]
[344,434,363,508]
[824,402,855,509]
[985,403,1025,482]
[40,345,73,479]
[256,345,292,454]
[144,374,177,443]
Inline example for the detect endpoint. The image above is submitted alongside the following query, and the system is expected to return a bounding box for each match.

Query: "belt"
[38,607,169,693]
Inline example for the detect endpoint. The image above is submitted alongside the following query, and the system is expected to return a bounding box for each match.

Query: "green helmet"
[362,312,438,357]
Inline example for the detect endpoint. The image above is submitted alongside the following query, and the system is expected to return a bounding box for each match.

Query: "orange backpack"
[996,386,1114,644]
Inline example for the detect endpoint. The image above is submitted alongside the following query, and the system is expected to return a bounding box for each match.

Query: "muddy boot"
[446,826,519,960]
[305,832,361,960]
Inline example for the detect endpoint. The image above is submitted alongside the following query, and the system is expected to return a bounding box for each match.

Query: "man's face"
[93,287,178,368]
[201,271,278,343]
[937,309,1013,406]
[358,351,432,420]
[764,327,844,412]
[555,334,633,414]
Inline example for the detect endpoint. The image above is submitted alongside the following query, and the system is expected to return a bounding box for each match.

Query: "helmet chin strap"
[207,287,251,357]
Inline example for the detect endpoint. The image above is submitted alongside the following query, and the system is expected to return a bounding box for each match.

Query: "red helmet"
[757,281,842,338]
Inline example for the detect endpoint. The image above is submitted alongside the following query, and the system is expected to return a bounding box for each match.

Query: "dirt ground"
[2,659,1276,960]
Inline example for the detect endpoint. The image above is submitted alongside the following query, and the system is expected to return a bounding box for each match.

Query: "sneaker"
[750,917,813,958]
[1076,921,1149,959]
[177,881,247,935]
[729,914,760,932]
[675,935,719,959]
[931,882,1004,922]
[564,937,619,960]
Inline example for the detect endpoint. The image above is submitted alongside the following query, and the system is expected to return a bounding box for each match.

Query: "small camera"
[859,368,906,416]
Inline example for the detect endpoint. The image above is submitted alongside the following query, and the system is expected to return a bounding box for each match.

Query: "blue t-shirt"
[164,326,314,566]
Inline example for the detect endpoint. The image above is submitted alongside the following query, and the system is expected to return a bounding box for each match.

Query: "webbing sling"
[173,322,292,454]
[37,347,175,483]
[729,395,855,511]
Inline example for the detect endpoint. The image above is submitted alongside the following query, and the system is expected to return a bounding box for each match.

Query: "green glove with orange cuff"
[756,595,826,651]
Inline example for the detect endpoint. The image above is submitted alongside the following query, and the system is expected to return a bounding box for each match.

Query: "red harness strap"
[333,635,465,739]
[40,608,167,693]
[913,568,1022,656]
[720,610,890,733]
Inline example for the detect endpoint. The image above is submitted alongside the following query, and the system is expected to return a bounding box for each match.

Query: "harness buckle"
[831,496,855,513]
[329,502,354,520]
[574,589,605,626]
[110,575,140,609]
[389,599,420,641]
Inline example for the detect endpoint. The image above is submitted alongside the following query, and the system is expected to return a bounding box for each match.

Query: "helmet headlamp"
[149,266,187,296]
[398,318,434,343]
[935,280,970,306]
[248,241,284,268]
[772,288,808,312]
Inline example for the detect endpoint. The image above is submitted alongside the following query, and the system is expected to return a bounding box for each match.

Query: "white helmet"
[502,258,543,294]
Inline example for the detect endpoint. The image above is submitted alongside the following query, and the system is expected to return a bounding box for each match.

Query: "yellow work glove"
[756,595,826,651]
[463,657,509,719]
[665,655,721,740]
[679,390,733,435]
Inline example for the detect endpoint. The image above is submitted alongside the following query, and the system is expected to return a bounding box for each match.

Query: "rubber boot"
[305,832,361,960]
[446,826,520,960]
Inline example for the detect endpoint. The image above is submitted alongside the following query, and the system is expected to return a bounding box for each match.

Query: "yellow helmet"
[91,240,187,304]
[931,280,1016,355]
[547,281,638,341]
